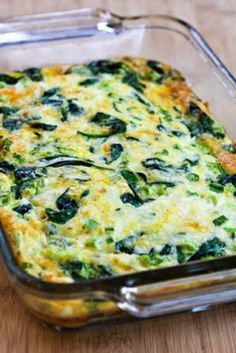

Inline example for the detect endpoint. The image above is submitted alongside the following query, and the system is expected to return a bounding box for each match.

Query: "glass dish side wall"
[15,263,236,330]
[0,9,236,330]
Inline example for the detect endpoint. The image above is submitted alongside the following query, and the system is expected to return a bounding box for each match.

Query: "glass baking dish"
[0,7,236,331]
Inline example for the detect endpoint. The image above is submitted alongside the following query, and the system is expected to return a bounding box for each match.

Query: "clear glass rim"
[0,7,236,297]
[0,8,235,94]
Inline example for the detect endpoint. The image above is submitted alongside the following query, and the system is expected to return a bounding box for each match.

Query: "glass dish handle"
[118,269,236,318]
[0,8,123,46]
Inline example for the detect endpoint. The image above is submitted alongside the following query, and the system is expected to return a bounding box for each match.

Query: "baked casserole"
[0,57,235,283]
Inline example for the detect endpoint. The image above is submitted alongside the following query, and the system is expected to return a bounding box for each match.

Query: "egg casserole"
[0,57,235,283]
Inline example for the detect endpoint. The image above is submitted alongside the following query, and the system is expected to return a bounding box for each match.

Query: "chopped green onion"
[213,215,228,226]
[209,183,224,193]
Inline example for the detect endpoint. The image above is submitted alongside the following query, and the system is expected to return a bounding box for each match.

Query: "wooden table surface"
[1,1,236,352]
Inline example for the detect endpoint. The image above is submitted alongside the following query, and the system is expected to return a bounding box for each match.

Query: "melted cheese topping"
[0,57,235,283]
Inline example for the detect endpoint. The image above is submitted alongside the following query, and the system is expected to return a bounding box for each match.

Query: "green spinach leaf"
[78,112,126,138]
[13,203,32,215]
[79,78,99,86]
[160,244,172,255]
[186,102,225,138]
[61,260,114,281]
[29,123,57,131]
[0,73,22,85]
[46,188,78,224]
[22,67,43,81]
[115,233,142,254]
[107,143,123,164]
[87,60,123,75]
[188,237,225,261]
[120,192,143,207]
[122,71,145,92]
